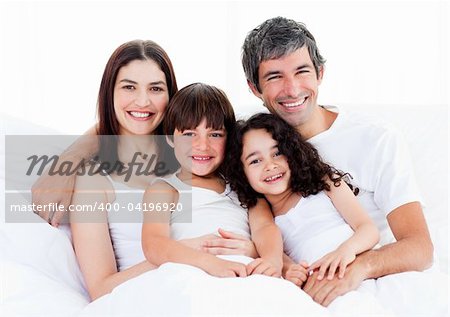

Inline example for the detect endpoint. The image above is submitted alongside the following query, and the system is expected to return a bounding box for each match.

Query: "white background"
[0,0,448,134]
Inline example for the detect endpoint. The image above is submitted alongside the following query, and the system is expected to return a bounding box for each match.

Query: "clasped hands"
[181,228,282,278]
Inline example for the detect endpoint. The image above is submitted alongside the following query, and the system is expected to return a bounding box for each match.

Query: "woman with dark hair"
[68,40,180,301]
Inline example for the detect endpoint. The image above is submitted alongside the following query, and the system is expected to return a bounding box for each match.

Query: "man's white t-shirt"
[308,106,423,245]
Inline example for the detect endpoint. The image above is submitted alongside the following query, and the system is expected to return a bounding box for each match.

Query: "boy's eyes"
[181,131,225,137]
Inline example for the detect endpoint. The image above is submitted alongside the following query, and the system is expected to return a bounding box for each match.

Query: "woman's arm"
[141,182,247,278]
[70,173,155,301]
[33,124,99,226]
[309,179,379,280]
[247,198,283,277]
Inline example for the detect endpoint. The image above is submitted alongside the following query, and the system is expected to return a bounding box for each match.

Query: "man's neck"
[296,106,337,139]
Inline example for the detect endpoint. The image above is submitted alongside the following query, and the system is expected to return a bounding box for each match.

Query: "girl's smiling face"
[241,128,291,196]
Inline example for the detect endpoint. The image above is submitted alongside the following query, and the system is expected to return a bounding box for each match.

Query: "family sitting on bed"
[32,17,446,316]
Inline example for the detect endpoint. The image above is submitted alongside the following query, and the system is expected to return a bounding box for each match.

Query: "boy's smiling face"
[171,118,227,178]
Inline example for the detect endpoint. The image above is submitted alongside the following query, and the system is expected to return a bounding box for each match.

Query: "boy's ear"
[165,135,174,148]
[247,80,262,98]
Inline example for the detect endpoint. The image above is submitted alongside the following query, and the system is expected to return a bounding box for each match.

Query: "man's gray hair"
[242,17,326,92]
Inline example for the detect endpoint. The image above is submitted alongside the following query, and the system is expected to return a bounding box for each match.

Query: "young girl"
[226,113,380,286]
[141,83,283,278]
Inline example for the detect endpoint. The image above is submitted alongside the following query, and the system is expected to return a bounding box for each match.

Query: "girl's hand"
[203,257,248,278]
[246,257,282,277]
[201,228,258,258]
[308,246,356,280]
[284,261,309,287]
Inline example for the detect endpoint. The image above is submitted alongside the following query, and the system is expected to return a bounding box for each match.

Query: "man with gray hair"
[242,16,438,312]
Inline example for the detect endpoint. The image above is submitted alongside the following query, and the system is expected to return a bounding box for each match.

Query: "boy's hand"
[284,261,309,287]
[203,257,248,278]
[308,245,356,280]
[246,257,282,277]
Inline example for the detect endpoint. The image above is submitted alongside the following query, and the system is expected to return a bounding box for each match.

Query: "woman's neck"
[117,134,157,163]
[110,134,158,188]
[265,190,301,217]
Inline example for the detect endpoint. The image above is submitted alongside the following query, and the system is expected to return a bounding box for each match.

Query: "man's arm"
[303,201,433,306]
[360,201,433,277]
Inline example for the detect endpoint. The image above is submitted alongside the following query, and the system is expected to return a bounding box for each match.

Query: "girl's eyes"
[274,151,282,157]
[123,85,135,90]
[249,159,261,165]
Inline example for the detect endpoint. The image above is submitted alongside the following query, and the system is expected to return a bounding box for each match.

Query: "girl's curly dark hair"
[225,113,357,209]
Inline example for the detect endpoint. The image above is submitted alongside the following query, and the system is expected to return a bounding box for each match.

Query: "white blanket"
[80,256,330,317]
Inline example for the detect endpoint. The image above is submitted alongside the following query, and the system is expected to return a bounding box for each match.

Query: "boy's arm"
[32,125,99,226]
[141,182,247,278]
[247,198,283,276]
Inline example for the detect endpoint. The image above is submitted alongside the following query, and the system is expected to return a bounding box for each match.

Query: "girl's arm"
[141,181,247,278]
[247,198,283,277]
[70,173,155,301]
[309,179,379,280]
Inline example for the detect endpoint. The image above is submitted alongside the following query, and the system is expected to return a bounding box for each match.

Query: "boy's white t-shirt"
[308,106,423,245]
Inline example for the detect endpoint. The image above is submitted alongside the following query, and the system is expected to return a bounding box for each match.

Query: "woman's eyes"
[123,85,135,90]
[122,86,164,92]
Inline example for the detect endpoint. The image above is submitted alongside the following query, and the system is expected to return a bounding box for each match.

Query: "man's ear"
[165,135,174,148]
[317,65,325,85]
[247,80,262,98]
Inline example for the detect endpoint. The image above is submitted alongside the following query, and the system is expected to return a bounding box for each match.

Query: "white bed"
[1,105,448,316]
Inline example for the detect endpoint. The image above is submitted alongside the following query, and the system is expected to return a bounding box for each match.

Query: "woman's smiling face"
[113,59,169,136]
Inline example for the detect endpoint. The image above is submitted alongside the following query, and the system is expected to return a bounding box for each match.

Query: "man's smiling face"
[250,46,323,130]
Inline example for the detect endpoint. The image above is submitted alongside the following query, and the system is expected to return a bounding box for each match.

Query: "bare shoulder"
[73,167,115,203]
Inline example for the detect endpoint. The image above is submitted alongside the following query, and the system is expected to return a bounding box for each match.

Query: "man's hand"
[31,173,76,227]
[246,257,282,277]
[303,256,369,307]
[284,261,309,287]
[201,228,258,258]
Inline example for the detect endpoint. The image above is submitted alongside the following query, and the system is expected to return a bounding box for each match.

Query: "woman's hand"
[179,234,220,250]
[284,261,309,287]
[203,256,248,278]
[201,228,258,258]
[31,172,76,227]
[308,245,356,280]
